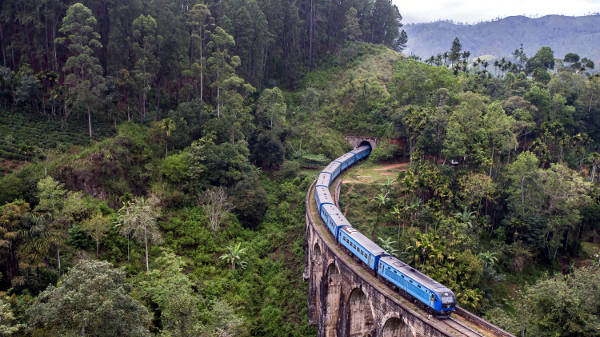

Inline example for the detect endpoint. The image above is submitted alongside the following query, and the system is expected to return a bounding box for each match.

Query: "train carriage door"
[368,255,372,267]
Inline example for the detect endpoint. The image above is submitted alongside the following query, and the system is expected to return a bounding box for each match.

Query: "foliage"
[492,267,600,337]
[26,259,151,337]
[134,250,203,337]
[56,3,105,138]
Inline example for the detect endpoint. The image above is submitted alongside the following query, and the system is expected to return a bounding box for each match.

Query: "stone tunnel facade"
[345,136,379,149]
[305,207,452,337]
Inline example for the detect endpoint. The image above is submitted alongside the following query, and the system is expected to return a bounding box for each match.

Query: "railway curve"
[304,147,515,337]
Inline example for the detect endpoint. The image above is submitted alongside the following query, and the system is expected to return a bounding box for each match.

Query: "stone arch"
[344,136,379,150]
[358,140,373,150]
[324,263,341,337]
[346,287,375,337]
[313,242,322,261]
[381,317,415,337]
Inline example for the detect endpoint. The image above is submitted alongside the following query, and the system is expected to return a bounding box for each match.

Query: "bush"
[275,160,300,179]
[370,143,402,162]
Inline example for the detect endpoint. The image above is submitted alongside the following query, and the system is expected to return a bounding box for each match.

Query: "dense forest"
[1,1,600,336]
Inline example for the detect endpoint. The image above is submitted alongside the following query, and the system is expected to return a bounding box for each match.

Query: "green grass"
[342,160,408,185]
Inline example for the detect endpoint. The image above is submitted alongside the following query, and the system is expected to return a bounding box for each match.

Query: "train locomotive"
[314,144,456,317]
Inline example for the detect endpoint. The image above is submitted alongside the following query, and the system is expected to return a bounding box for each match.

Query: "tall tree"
[396,30,408,52]
[56,2,105,139]
[343,7,362,42]
[135,250,203,337]
[449,37,462,66]
[82,212,110,258]
[0,200,31,286]
[117,195,162,272]
[206,26,238,118]
[132,14,159,119]
[256,86,286,130]
[187,3,211,101]
[33,176,68,275]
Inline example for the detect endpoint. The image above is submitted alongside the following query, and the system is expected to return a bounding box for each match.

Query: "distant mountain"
[404,15,600,66]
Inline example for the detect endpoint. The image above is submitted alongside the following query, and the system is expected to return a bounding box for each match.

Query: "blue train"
[314,144,456,317]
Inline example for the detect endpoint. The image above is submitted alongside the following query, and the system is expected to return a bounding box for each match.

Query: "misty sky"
[395,0,600,23]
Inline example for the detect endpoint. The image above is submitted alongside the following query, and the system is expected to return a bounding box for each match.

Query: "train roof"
[380,255,408,268]
[315,186,334,204]
[322,204,351,227]
[316,173,331,187]
[382,255,452,293]
[322,161,341,174]
[340,227,386,256]
[335,152,355,163]
[351,145,371,154]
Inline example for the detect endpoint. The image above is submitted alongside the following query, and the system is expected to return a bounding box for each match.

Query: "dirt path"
[342,184,355,216]
[374,162,409,171]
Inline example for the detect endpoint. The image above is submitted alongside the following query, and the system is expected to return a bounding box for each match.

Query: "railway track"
[442,318,485,337]
[316,171,515,337]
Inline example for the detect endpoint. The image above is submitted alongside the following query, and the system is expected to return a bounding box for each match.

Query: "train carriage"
[316,172,331,188]
[338,227,387,270]
[320,204,351,239]
[314,186,334,213]
[335,153,357,171]
[322,161,342,182]
[378,256,456,315]
[350,145,371,160]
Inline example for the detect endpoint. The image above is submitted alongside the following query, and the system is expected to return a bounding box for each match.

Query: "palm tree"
[378,236,398,256]
[220,242,247,270]
[391,205,403,240]
[117,195,162,272]
[372,192,389,238]
[158,118,176,158]
[453,208,476,229]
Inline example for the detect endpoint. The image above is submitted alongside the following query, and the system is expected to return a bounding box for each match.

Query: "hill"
[404,15,600,65]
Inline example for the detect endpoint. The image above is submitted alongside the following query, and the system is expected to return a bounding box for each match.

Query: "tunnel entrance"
[358,140,372,150]
[347,288,375,337]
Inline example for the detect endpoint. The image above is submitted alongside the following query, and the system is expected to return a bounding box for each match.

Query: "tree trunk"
[96,227,100,258]
[87,104,93,139]
[57,247,61,275]
[309,0,314,68]
[144,226,149,272]
[489,146,495,177]
[127,236,130,262]
[200,30,204,101]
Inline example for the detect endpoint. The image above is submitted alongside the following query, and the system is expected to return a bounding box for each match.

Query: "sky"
[395,0,600,23]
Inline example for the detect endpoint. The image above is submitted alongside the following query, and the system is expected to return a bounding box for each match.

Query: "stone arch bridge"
[304,139,515,337]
